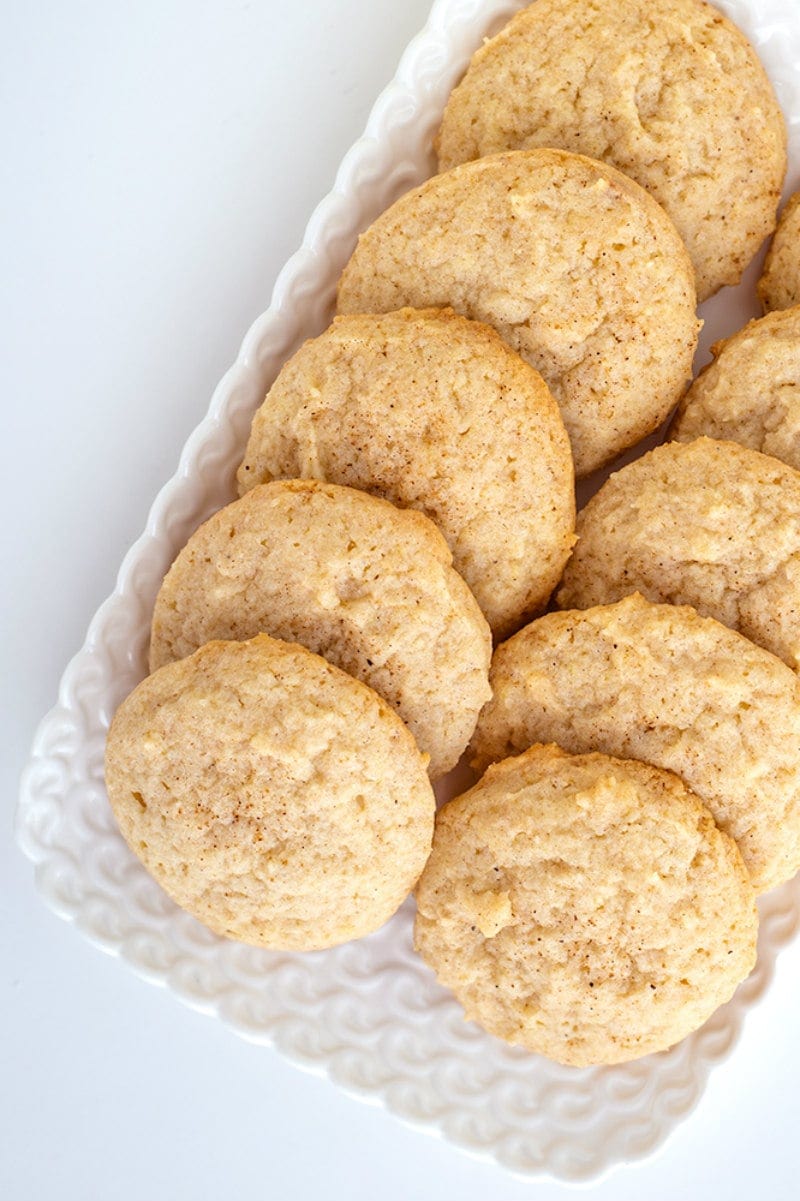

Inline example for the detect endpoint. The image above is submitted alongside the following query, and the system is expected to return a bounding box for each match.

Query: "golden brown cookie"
[336,151,698,476]
[149,480,491,779]
[670,307,800,471]
[436,0,786,301]
[471,594,800,893]
[237,307,575,635]
[105,635,436,949]
[557,437,800,670]
[415,744,757,1066]
[758,192,800,312]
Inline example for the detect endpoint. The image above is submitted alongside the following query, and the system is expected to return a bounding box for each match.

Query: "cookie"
[415,744,757,1066]
[557,437,800,671]
[436,0,786,301]
[149,480,491,779]
[470,594,800,893]
[758,192,800,312]
[104,635,436,950]
[671,307,800,471]
[336,150,698,476]
[237,308,575,635]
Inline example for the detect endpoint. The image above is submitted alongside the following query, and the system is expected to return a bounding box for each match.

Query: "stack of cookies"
[105,0,800,1068]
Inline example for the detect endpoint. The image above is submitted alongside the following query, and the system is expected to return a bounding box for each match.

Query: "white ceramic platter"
[15,0,800,1182]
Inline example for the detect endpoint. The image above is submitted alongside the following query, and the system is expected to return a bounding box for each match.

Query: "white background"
[3,2,800,1198]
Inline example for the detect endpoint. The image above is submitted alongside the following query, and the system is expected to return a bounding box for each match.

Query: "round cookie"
[670,307,800,471]
[105,635,436,950]
[436,0,786,301]
[149,479,492,779]
[415,744,757,1066]
[237,308,575,635]
[557,437,800,671]
[758,192,800,312]
[336,151,699,477]
[470,594,800,893]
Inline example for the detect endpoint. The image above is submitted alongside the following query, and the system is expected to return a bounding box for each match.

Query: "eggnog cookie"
[557,437,800,670]
[758,192,800,312]
[237,308,575,635]
[671,307,800,471]
[105,635,436,949]
[415,744,757,1066]
[149,480,491,779]
[336,151,698,476]
[437,0,786,301]
[471,595,800,893]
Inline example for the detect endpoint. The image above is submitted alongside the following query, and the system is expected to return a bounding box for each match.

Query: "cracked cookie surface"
[335,151,698,477]
[471,594,800,893]
[149,480,492,779]
[436,0,786,301]
[557,437,800,671]
[238,307,575,633]
[105,634,435,949]
[414,743,757,1065]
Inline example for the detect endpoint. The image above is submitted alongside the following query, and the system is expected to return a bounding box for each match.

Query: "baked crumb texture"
[759,192,800,312]
[238,307,576,633]
[671,306,800,472]
[437,0,786,301]
[336,151,699,477]
[472,594,800,893]
[415,744,757,1066]
[105,635,436,950]
[558,437,800,673]
[149,479,492,779]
